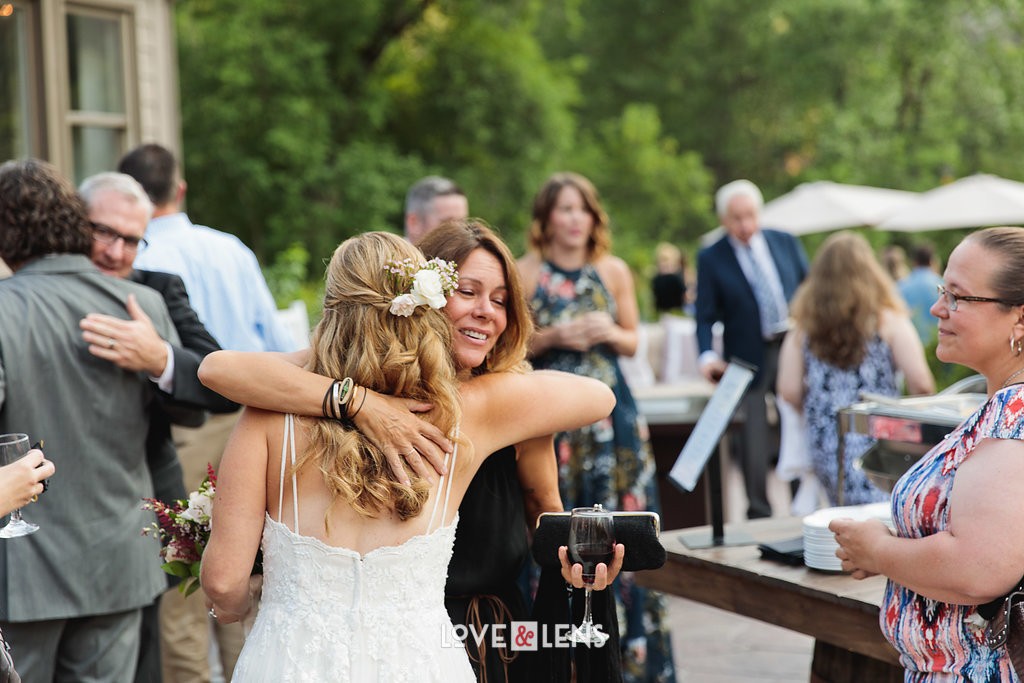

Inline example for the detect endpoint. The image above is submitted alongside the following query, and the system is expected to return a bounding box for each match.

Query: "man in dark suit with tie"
[695,179,808,519]
[78,172,238,682]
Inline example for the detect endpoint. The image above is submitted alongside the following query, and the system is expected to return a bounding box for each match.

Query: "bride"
[199,231,615,681]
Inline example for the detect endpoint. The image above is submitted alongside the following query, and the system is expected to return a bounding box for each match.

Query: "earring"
[1012,335,1023,356]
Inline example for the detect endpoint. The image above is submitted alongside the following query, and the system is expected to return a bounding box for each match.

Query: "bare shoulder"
[517,252,542,291]
[594,254,632,282]
[236,405,285,434]
[953,437,1024,496]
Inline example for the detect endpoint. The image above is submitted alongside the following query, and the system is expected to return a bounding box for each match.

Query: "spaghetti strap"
[276,414,300,531]
[427,425,459,533]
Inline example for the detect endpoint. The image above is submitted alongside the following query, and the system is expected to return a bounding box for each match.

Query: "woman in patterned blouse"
[832,227,1024,681]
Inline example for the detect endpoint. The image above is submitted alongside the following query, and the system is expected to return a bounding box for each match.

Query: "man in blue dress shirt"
[118,143,298,683]
[898,243,943,344]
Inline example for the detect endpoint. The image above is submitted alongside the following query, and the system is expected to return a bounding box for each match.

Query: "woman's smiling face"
[931,239,1017,375]
[444,248,508,373]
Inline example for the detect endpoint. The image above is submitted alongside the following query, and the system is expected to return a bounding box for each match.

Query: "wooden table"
[636,517,903,683]
[633,380,715,531]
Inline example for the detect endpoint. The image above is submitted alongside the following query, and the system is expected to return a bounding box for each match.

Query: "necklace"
[1002,366,1024,389]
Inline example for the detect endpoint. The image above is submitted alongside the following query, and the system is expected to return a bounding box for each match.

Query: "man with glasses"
[79,171,239,683]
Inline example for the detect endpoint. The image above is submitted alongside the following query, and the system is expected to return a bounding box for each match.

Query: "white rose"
[389,293,418,317]
[410,269,447,309]
[181,490,213,525]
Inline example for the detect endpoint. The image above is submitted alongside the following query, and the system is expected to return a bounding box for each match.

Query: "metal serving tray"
[836,386,988,504]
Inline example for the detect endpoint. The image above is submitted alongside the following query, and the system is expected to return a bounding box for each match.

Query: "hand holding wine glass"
[568,504,615,647]
[0,433,48,537]
[558,542,624,589]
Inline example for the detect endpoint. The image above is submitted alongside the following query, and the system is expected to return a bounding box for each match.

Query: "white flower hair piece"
[384,257,459,317]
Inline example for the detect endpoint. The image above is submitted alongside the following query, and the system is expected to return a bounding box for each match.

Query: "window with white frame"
[66,3,135,182]
[0,0,140,181]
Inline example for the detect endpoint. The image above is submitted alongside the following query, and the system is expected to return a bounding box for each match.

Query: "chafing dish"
[837,385,987,503]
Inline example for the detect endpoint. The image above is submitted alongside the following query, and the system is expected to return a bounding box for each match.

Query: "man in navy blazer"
[695,180,808,518]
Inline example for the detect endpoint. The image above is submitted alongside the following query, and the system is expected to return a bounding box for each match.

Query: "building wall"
[134,0,180,153]
[1,0,180,181]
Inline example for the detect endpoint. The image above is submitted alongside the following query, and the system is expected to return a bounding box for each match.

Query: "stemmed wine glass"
[0,434,39,538]
[568,504,615,647]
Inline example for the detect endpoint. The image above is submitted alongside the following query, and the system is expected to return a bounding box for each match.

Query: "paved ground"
[667,595,812,682]
[663,456,815,682]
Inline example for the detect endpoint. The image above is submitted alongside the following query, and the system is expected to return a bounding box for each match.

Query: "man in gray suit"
[0,159,180,682]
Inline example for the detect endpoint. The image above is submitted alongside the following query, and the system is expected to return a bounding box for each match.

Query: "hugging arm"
[198,350,452,482]
[201,407,271,623]
[463,369,615,458]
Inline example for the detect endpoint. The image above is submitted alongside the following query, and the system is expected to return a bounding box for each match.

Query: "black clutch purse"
[531,511,667,571]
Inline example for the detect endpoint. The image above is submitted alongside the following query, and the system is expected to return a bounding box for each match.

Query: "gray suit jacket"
[0,254,179,621]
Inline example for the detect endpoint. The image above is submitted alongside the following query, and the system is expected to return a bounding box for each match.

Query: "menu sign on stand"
[669,360,756,549]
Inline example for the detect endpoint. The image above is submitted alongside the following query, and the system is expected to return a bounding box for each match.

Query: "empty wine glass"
[0,433,39,538]
[568,504,614,647]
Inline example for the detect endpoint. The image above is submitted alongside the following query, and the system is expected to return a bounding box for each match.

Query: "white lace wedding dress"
[231,415,475,682]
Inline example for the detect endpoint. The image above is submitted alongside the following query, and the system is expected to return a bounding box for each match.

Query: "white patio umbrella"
[760,181,920,235]
[877,174,1024,232]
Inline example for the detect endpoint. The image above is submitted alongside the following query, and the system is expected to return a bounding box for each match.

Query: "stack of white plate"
[802,502,893,572]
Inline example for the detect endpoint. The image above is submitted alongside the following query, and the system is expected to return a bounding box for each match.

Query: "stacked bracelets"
[321,377,368,424]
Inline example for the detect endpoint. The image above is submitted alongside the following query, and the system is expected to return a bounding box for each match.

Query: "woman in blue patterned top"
[778,231,934,506]
[832,227,1024,681]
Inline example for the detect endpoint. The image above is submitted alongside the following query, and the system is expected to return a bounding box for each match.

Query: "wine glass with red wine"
[568,504,614,647]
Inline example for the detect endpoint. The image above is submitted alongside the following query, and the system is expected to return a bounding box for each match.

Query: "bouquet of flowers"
[141,464,217,597]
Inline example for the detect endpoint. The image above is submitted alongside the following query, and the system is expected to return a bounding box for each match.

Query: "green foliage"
[175,0,1024,312]
[381,3,578,243]
[262,242,325,325]
[263,243,309,307]
[572,104,715,249]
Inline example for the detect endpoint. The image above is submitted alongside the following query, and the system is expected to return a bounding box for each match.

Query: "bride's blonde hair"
[297,231,461,521]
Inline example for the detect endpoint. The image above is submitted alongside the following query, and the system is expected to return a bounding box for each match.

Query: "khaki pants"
[160,412,245,683]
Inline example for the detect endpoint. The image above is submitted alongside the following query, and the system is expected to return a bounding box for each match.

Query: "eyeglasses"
[935,283,1015,312]
[91,222,148,252]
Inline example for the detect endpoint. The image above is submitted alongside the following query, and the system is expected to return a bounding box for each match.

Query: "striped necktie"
[744,245,784,336]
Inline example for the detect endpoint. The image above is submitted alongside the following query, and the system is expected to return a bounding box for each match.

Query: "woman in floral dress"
[518,172,675,683]
[833,227,1024,681]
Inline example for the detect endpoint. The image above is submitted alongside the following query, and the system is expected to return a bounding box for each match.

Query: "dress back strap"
[276,414,300,530]
[426,425,459,533]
